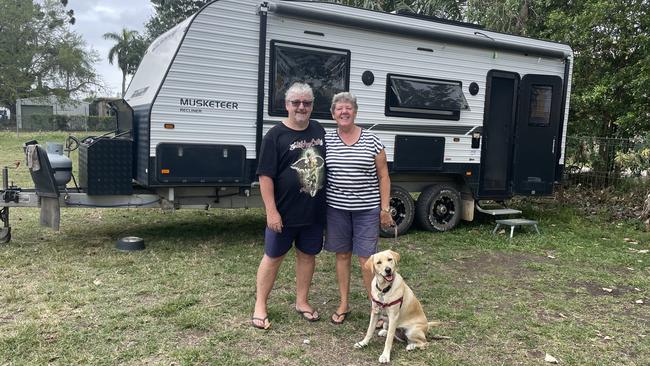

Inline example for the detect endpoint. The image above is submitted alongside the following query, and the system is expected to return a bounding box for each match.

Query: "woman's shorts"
[325,206,379,257]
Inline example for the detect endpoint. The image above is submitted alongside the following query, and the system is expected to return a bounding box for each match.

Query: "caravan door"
[478,70,519,199]
[512,75,563,195]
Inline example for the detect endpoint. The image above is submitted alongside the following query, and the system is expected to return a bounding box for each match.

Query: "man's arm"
[259,175,283,233]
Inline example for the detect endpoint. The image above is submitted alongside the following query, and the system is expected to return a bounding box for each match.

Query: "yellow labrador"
[354,250,440,363]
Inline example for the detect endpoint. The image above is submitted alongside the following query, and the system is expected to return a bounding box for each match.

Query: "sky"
[68,0,154,97]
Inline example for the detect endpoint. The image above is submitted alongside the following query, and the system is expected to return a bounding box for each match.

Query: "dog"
[354,250,440,363]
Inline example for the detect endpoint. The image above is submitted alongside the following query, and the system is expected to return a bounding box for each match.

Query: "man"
[252,82,326,330]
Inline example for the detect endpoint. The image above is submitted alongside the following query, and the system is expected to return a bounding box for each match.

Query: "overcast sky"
[68,0,154,97]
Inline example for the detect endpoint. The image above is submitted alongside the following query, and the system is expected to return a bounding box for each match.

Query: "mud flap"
[0,207,10,243]
[461,192,474,222]
[25,143,61,230]
[0,227,9,244]
[40,197,60,230]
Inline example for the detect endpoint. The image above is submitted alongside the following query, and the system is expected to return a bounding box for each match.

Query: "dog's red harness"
[372,296,403,308]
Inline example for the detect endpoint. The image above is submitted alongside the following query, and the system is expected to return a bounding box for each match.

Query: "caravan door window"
[385,74,469,120]
[528,85,553,126]
[269,41,350,120]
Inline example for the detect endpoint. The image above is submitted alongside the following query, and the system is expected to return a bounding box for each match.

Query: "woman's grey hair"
[285,82,314,101]
[330,92,358,114]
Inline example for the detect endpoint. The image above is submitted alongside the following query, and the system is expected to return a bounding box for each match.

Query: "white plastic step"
[475,205,522,216]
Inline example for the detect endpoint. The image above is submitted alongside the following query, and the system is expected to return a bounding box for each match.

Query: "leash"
[389,224,398,248]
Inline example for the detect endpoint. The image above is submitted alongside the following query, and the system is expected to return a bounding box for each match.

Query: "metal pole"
[2,166,7,191]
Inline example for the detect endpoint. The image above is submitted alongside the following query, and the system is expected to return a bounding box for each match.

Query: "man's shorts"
[264,223,324,258]
[324,206,379,257]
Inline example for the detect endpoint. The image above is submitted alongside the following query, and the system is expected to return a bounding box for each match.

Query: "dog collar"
[372,296,403,309]
[376,282,392,294]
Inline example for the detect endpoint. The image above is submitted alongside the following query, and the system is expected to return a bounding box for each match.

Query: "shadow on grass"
[128,213,266,244]
[52,208,268,251]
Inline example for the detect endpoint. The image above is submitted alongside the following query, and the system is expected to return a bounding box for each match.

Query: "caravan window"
[528,85,553,126]
[269,41,350,120]
[385,74,469,120]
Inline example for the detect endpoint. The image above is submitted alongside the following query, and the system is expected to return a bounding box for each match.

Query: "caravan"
[0,0,573,243]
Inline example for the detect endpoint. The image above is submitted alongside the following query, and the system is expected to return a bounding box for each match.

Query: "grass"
[1,131,649,365]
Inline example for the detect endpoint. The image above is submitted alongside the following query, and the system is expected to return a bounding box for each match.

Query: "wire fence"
[0,115,116,132]
[564,135,650,188]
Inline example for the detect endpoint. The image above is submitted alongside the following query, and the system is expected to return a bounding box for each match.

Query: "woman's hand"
[380,210,394,229]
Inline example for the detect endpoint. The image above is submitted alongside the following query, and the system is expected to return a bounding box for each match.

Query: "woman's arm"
[375,150,394,228]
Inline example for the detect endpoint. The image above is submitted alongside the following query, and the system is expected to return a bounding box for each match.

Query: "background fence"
[0,114,116,132]
[564,135,650,188]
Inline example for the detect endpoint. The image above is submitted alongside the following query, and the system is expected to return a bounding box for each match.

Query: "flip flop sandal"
[375,317,385,329]
[295,308,320,322]
[251,316,271,330]
[330,310,351,325]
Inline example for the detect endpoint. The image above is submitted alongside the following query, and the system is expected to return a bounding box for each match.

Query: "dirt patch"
[234,320,429,366]
[449,251,548,281]
[569,281,639,297]
[177,329,210,347]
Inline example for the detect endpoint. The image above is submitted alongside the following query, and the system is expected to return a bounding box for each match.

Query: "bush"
[87,116,116,131]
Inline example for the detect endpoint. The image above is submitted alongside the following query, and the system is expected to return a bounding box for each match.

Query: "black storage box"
[79,137,133,195]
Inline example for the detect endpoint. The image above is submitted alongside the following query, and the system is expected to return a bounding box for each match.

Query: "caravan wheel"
[416,184,461,232]
[379,186,414,238]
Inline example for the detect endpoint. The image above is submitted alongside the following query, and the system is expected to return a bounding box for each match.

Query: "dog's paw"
[378,329,388,337]
[379,353,391,363]
[406,343,417,351]
[354,341,368,348]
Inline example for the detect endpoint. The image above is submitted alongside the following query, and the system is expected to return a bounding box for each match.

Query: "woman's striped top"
[325,128,385,210]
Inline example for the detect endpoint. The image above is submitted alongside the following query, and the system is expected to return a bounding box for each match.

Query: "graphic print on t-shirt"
[290,141,325,198]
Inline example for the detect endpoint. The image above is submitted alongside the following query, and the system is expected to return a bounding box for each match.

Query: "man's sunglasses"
[288,100,313,108]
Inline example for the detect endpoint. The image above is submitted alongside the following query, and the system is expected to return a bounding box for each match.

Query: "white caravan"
[0,0,573,243]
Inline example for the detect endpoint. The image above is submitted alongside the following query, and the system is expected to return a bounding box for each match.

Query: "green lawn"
[1,132,648,365]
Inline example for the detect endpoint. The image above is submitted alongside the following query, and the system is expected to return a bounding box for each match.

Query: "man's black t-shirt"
[256,120,326,227]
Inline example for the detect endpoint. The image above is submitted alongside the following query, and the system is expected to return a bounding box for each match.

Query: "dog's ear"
[364,255,375,274]
[389,250,400,264]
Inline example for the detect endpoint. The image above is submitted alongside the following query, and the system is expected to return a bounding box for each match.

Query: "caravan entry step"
[493,219,540,239]
[475,203,522,216]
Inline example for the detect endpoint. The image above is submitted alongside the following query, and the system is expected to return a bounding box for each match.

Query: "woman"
[324,91,394,324]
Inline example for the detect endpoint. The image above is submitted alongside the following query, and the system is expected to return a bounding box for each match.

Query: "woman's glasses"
[289,100,313,108]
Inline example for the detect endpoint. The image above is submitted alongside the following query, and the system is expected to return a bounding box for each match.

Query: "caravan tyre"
[416,184,461,232]
[379,186,415,238]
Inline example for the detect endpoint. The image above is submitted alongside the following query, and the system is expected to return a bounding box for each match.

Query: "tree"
[522,0,649,178]
[50,33,99,94]
[145,0,210,41]
[103,29,146,97]
[464,0,531,34]
[0,0,99,120]
[335,0,463,19]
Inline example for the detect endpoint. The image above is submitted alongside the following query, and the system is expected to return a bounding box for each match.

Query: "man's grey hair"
[285,82,314,101]
[330,91,358,114]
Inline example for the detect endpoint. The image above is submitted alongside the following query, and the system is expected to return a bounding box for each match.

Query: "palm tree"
[103,28,140,97]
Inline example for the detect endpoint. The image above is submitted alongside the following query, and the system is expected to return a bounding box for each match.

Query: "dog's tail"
[427,320,442,330]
